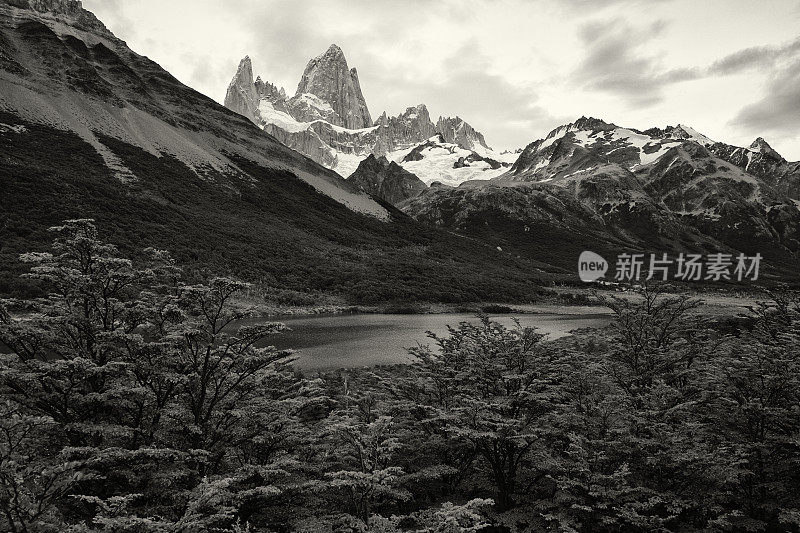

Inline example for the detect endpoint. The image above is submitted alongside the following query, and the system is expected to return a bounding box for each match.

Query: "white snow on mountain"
[672,124,715,146]
[538,123,578,151]
[256,100,308,133]
[473,145,519,164]
[558,126,684,168]
[336,152,372,179]
[295,92,334,114]
[387,137,508,186]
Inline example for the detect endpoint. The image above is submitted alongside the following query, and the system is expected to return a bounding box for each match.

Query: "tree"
[0,221,299,531]
[0,400,86,533]
[410,317,558,511]
[706,291,800,531]
[311,393,410,528]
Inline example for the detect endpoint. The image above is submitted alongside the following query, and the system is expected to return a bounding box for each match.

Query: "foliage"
[1,222,799,531]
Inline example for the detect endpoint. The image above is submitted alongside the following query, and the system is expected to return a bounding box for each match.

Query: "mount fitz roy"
[224,47,511,181]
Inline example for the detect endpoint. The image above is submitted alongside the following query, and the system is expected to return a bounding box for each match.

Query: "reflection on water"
[240,312,612,370]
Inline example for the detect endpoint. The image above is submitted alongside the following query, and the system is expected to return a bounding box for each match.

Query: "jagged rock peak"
[436,115,490,150]
[572,116,616,131]
[359,153,391,170]
[670,124,715,145]
[254,75,286,100]
[405,103,428,114]
[224,56,258,123]
[295,43,372,129]
[525,117,614,150]
[749,137,783,160]
[375,104,433,125]
[320,43,344,59]
[234,56,254,80]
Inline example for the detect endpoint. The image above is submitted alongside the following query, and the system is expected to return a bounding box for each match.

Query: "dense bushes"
[1,223,799,531]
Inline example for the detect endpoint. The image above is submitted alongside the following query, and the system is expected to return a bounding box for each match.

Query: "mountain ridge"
[223,48,504,180]
[403,115,800,280]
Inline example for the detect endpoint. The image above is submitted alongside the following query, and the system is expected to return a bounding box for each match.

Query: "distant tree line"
[1,220,799,532]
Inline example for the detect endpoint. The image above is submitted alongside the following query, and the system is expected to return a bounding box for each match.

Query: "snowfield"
[387,138,510,186]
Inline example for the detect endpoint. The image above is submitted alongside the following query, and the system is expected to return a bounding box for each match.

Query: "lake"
[243,311,613,370]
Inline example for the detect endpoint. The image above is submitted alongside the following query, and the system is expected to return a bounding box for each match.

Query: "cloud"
[84,0,136,41]
[709,38,800,75]
[572,15,800,122]
[363,40,567,149]
[572,18,672,107]
[732,60,800,138]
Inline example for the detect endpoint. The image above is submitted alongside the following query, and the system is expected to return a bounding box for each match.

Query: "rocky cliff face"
[224,56,259,123]
[3,0,109,34]
[374,104,437,151]
[295,44,372,129]
[347,154,427,205]
[436,116,491,151]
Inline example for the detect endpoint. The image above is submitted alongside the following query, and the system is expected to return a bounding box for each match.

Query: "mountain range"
[223,43,799,282]
[404,117,800,280]
[224,48,514,179]
[2,0,798,293]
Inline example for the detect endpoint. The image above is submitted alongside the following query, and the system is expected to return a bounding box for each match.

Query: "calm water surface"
[244,312,612,370]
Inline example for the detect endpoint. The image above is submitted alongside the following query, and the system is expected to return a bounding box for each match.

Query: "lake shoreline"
[241,312,616,371]
[232,287,761,320]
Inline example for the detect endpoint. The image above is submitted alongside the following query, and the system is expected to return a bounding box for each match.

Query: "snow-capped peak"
[671,124,715,146]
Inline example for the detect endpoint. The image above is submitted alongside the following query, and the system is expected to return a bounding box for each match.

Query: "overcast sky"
[84,0,800,158]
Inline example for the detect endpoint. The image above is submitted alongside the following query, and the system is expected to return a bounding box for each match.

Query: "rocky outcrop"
[374,104,436,151]
[224,56,259,123]
[402,134,446,163]
[708,138,800,200]
[3,0,111,34]
[436,116,491,151]
[454,152,502,170]
[255,76,287,111]
[347,154,427,205]
[295,44,372,129]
